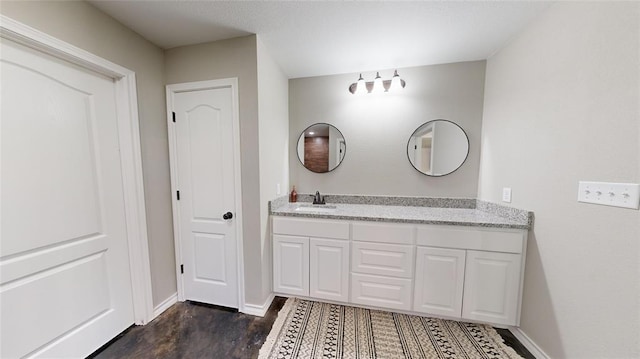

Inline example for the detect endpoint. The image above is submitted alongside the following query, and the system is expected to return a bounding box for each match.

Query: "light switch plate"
[502,187,512,203]
[578,181,640,209]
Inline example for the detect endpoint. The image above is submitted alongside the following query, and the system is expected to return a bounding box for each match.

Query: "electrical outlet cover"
[502,187,512,203]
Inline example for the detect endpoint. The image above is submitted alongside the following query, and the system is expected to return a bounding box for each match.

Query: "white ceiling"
[89,0,552,79]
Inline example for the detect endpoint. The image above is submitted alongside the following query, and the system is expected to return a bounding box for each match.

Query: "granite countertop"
[269,195,532,230]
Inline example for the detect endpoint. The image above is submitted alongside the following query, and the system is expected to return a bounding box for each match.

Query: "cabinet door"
[310,238,349,302]
[413,247,465,318]
[462,250,522,326]
[273,235,309,296]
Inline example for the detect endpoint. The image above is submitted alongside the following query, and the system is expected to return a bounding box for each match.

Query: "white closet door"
[172,86,239,308]
[1,38,134,358]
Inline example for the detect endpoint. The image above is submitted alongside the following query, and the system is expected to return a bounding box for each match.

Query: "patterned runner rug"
[259,298,523,359]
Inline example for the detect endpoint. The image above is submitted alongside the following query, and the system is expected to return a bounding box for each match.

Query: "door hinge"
[180,264,184,274]
[172,111,176,123]
[176,190,180,200]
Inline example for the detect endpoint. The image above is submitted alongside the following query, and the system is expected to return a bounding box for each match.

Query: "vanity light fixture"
[354,74,367,95]
[390,70,403,91]
[372,72,384,94]
[348,70,406,94]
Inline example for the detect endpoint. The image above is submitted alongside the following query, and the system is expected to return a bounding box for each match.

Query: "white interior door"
[171,85,239,308]
[1,38,135,358]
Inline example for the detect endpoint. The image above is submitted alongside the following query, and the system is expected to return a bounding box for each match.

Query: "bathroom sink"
[294,204,337,213]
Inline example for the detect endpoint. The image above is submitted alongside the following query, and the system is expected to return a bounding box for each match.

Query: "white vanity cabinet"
[415,225,526,326]
[272,215,527,327]
[272,217,350,302]
[350,222,415,310]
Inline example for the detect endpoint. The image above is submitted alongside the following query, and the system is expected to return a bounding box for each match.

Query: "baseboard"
[151,293,178,321]
[508,327,551,359]
[241,293,275,317]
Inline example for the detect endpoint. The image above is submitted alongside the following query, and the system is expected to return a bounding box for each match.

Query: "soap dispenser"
[289,186,297,203]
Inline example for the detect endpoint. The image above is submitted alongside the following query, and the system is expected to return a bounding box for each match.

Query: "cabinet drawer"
[351,273,412,311]
[351,241,414,278]
[352,222,414,244]
[416,225,524,253]
[273,217,349,239]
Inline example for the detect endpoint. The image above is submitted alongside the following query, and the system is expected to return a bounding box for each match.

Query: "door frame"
[165,79,245,311]
[0,15,155,325]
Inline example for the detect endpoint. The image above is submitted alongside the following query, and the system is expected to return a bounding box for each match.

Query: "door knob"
[223,212,233,220]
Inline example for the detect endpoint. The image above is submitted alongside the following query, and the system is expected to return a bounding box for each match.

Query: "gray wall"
[0,1,176,307]
[257,37,289,304]
[289,61,485,197]
[478,2,639,358]
[164,36,269,306]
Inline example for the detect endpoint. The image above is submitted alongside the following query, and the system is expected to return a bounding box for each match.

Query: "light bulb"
[372,72,384,94]
[390,70,402,91]
[354,74,367,95]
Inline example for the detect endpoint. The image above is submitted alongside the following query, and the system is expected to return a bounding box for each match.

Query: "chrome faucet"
[313,191,325,205]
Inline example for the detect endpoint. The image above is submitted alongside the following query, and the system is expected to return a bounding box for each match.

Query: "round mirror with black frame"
[297,123,346,173]
[407,119,469,176]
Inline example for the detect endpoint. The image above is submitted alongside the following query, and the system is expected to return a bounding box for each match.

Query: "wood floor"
[89,296,534,359]
[89,297,287,359]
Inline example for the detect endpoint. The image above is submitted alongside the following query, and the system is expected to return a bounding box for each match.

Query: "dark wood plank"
[88,297,287,359]
[495,327,536,359]
[304,136,329,172]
